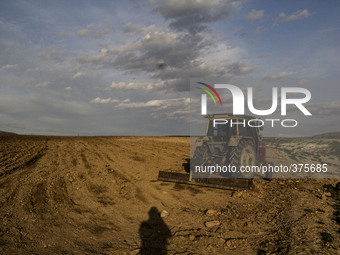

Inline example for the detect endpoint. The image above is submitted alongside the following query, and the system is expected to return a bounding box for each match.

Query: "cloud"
[90,97,130,104]
[111,30,212,68]
[285,9,311,22]
[297,79,308,86]
[77,24,94,37]
[106,82,144,90]
[38,46,63,61]
[77,24,113,38]
[230,0,246,10]
[105,82,144,90]
[77,31,211,89]
[274,9,310,24]
[1,64,18,69]
[77,29,90,37]
[253,26,265,34]
[264,71,298,81]
[64,86,72,91]
[246,9,264,21]
[123,23,157,35]
[226,62,257,75]
[92,28,114,38]
[153,0,232,33]
[146,61,255,91]
[115,97,190,109]
[72,72,86,80]
[77,48,108,65]
[34,81,50,87]
[105,81,164,91]
[77,29,254,92]
[90,97,112,104]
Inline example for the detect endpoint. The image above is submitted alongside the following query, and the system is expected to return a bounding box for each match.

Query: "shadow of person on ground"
[139,206,172,254]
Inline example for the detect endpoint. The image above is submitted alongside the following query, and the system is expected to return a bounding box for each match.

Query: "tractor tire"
[191,143,210,168]
[228,140,256,178]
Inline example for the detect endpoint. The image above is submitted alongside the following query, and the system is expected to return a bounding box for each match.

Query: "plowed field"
[0,135,339,254]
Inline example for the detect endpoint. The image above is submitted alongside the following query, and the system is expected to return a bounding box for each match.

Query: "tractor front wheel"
[191,143,210,168]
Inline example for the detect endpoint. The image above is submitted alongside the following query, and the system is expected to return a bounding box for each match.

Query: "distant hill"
[312,131,340,139]
[0,131,16,135]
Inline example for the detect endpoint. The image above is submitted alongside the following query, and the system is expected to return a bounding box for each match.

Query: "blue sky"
[0,0,339,136]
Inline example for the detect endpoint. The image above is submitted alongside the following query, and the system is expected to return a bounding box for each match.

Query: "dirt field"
[0,135,339,254]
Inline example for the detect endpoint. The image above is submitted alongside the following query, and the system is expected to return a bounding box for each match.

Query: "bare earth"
[0,135,339,254]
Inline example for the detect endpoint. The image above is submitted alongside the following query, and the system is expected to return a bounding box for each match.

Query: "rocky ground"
[0,135,339,254]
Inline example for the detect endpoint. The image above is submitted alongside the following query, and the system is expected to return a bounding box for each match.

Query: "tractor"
[191,113,268,179]
[158,113,271,190]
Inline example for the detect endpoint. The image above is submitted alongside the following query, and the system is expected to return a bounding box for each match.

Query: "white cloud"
[112,30,182,55]
[77,24,94,37]
[264,71,298,81]
[72,72,86,80]
[64,86,72,91]
[77,48,108,64]
[274,9,310,24]
[275,12,286,23]
[90,97,130,104]
[113,98,130,103]
[246,9,264,21]
[34,81,50,87]
[1,64,18,69]
[115,97,190,110]
[286,9,310,22]
[77,29,89,37]
[105,81,164,91]
[106,82,144,90]
[230,1,246,10]
[90,97,112,104]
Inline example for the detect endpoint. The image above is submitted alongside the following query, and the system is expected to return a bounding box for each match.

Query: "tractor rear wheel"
[229,140,257,178]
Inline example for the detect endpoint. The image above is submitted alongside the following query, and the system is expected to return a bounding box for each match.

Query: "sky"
[0,0,339,136]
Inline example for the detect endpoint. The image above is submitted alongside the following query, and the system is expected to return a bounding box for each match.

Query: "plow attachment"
[158,171,253,190]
